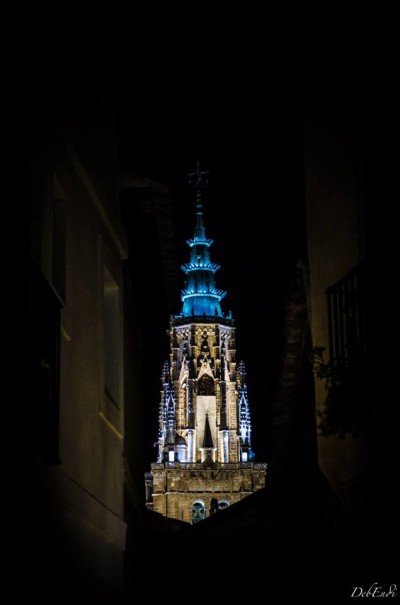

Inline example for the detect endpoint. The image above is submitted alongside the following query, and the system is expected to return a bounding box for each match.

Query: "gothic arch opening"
[218,500,230,510]
[192,500,206,524]
[198,374,215,396]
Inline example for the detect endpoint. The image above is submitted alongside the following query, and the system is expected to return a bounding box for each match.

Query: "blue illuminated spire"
[180,162,226,318]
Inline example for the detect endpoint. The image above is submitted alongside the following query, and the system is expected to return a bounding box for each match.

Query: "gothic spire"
[180,161,227,318]
[220,354,228,429]
[238,362,252,448]
[187,159,209,241]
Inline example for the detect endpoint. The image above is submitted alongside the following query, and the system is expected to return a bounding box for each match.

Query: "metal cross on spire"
[187,160,209,207]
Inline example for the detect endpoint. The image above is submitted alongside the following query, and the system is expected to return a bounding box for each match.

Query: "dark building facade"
[303,93,396,539]
[10,97,145,601]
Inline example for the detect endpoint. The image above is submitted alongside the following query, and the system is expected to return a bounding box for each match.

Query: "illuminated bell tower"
[147,163,266,524]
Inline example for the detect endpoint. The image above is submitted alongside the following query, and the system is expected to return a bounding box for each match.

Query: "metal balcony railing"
[326,261,367,372]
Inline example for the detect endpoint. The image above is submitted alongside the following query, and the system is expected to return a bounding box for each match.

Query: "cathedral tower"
[146,163,266,524]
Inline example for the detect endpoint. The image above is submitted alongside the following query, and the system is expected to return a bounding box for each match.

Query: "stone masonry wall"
[151,464,266,524]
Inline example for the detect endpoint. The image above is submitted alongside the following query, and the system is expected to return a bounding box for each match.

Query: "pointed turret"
[238,361,252,461]
[200,412,216,464]
[220,354,228,430]
[157,365,177,462]
[202,413,214,448]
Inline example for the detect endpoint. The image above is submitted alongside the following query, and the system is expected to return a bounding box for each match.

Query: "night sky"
[115,57,396,466]
[12,58,306,465]
[117,84,306,464]
[13,52,394,466]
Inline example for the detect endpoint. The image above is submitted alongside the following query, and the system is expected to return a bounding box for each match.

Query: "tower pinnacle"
[187,160,209,241]
[180,162,226,318]
[187,160,209,209]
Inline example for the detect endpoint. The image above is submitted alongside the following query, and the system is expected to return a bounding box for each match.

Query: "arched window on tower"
[218,500,230,511]
[192,500,206,524]
[198,374,215,396]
